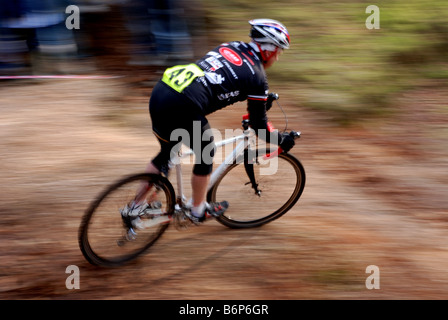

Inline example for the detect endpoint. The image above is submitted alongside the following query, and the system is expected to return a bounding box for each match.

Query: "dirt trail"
[0,77,447,300]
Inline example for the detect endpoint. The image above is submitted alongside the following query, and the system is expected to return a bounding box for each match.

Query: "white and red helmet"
[249,19,290,50]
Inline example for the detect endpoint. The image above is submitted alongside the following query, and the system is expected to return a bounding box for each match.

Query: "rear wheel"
[79,173,175,267]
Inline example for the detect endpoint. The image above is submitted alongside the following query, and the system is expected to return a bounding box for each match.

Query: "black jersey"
[183,41,269,115]
[159,41,280,144]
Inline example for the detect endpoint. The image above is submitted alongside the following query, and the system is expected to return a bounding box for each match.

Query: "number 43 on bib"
[162,64,205,93]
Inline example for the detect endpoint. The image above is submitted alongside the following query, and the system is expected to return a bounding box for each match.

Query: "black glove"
[266,93,279,111]
[279,132,295,153]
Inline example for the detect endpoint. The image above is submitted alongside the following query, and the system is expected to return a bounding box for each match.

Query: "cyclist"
[124,19,295,225]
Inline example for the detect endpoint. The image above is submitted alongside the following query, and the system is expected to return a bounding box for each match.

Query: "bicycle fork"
[243,149,262,196]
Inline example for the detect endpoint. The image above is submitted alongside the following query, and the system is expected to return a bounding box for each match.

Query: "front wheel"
[208,148,306,228]
[79,173,175,267]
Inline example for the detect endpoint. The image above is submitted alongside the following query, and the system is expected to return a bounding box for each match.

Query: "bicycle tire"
[208,148,305,228]
[79,173,175,267]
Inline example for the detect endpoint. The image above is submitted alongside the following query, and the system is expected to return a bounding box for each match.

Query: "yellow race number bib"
[162,64,204,93]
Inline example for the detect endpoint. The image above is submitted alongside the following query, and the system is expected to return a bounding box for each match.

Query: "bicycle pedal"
[184,211,205,226]
[173,210,193,230]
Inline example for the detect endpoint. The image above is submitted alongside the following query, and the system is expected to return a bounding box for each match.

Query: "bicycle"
[78,95,306,267]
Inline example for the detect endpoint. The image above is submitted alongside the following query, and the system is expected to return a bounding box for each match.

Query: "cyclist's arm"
[247,95,282,145]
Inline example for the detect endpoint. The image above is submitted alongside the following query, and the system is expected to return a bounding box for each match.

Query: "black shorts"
[149,80,215,176]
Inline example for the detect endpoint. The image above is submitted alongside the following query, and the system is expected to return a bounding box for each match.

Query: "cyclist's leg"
[148,123,212,216]
[191,174,209,209]
[190,120,214,207]
[185,119,229,219]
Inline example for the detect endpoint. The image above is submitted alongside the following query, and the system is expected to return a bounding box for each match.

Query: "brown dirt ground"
[0,64,448,300]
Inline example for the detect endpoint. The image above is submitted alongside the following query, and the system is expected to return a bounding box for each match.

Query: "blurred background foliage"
[1,0,447,124]
[202,0,448,123]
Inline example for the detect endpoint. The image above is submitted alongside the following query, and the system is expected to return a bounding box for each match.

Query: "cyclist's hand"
[279,132,295,153]
[266,92,279,111]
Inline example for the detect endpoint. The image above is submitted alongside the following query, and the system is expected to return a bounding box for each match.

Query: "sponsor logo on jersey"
[218,90,240,100]
[219,47,243,66]
[205,72,225,84]
[205,56,224,71]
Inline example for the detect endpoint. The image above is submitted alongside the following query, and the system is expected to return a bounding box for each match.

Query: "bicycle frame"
[169,126,257,205]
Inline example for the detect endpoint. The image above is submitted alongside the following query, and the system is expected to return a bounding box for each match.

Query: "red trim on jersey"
[241,52,255,65]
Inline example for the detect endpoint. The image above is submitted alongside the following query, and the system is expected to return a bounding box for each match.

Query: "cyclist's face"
[263,48,283,69]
